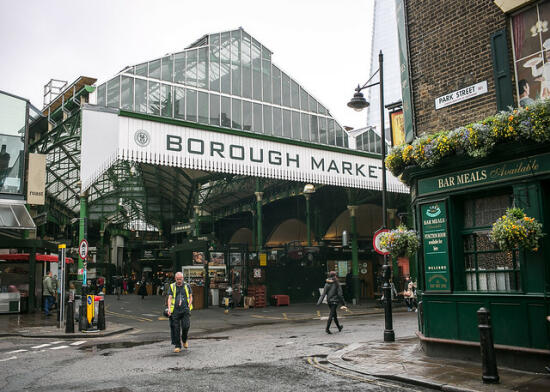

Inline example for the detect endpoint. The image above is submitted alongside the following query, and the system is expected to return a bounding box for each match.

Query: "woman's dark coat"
[317,278,346,306]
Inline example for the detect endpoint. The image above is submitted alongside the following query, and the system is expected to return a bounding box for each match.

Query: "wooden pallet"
[248,285,266,308]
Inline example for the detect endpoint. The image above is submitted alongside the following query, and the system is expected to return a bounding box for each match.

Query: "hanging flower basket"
[379,225,420,259]
[489,207,545,252]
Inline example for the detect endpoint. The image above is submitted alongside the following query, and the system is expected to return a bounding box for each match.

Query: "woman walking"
[138,277,148,300]
[317,271,347,334]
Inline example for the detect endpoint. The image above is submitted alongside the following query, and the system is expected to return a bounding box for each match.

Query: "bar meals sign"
[435,81,488,110]
[80,108,408,193]
[418,152,550,195]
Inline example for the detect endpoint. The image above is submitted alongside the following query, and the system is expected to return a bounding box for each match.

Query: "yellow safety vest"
[169,283,193,312]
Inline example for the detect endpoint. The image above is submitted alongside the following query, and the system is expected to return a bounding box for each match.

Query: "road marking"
[31,344,51,349]
[7,349,28,354]
[282,313,288,320]
[316,310,321,317]
[158,317,169,321]
[251,315,285,320]
[142,313,157,317]
[70,341,87,346]
[105,310,152,322]
[50,346,69,350]
[50,341,64,344]
[0,356,17,362]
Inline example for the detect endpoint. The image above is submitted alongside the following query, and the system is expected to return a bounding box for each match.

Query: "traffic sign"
[373,228,390,256]
[79,239,89,260]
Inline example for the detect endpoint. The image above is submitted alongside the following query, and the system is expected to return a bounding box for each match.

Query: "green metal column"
[29,248,36,312]
[349,205,360,303]
[99,221,105,264]
[194,205,200,237]
[78,192,88,281]
[251,210,256,251]
[305,194,311,246]
[255,179,263,252]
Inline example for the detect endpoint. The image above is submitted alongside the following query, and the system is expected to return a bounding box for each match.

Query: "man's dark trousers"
[170,310,190,348]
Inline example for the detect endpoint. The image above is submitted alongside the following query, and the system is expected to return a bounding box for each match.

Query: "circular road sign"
[79,239,89,260]
[373,228,390,256]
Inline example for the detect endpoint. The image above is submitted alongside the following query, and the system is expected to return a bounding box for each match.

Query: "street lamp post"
[347,50,395,342]
[303,184,316,247]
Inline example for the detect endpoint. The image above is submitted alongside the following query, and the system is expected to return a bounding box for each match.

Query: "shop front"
[404,142,550,370]
[0,251,74,313]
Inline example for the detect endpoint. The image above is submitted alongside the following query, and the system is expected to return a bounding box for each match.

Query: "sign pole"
[58,244,66,329]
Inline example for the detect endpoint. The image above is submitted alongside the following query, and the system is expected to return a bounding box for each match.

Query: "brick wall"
[406,0,516,135]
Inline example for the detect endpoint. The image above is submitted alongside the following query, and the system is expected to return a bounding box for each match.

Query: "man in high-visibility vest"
[167,272,193,353]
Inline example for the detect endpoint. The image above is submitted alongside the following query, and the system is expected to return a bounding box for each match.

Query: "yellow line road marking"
[251,315,285,320]
[282,313,288,320]
[158,317,169,321]
[316,310,321,317]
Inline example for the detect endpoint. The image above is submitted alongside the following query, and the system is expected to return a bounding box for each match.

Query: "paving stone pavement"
[327,337,550,392]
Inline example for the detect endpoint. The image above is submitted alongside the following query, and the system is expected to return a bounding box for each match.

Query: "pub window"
[462,193,520,292]
[511,1,550,107]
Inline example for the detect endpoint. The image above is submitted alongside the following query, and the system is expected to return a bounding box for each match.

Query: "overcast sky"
[0,0,373,130]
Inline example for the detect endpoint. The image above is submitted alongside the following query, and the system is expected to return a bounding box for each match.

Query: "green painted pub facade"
[404,142,550,370]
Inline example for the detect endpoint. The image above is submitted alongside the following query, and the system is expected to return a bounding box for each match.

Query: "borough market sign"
[80,107,408,193]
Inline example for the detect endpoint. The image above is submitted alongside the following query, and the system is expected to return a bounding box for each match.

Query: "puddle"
[80,340,162,352]
[318,360,329,364]
[288,336,298,338]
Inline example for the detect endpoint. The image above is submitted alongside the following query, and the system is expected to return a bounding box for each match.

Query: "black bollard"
[382,264,395,342]
[478,307,499,384]
[98,300,106,330]
[79,299,87,331]
[65,301,74,333]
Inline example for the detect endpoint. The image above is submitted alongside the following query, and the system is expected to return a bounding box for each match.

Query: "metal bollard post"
[79,299,87,331]
[477,307,499,384]
[65,301,74,333]
[98,300,106,330]
[382,264,395,342]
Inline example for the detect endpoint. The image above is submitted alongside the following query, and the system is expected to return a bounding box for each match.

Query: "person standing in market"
[51,274,58,309]
[138,276,147,300]
[167,272,193,353]
[42,271,56,316]
[317,271,347,334]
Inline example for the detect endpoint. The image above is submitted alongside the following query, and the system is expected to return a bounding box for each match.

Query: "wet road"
[0,312,427,391]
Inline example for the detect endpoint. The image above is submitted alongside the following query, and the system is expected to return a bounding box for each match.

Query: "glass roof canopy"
[95,28,349,149]
[35,30,377,234]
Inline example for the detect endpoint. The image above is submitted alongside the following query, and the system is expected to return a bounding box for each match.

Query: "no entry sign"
[373,229,390,256]
[79,239,89,260]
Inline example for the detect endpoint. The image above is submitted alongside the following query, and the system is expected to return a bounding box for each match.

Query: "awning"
[0,201,36,230]
[0,253,74,264]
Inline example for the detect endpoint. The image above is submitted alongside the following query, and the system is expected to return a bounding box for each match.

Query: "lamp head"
[347,89,369,112]
[303,184,316,194]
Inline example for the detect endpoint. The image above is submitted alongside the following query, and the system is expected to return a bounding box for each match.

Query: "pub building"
[394,0,550,371]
